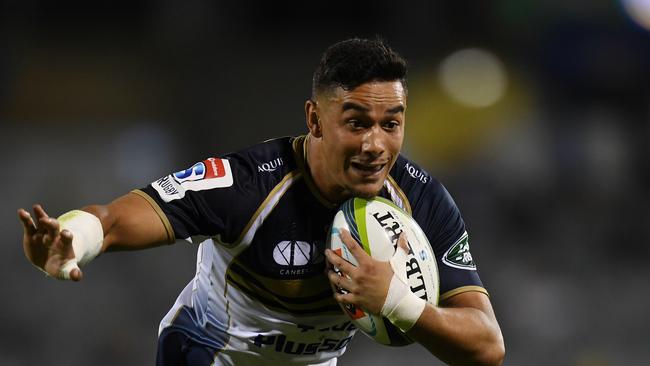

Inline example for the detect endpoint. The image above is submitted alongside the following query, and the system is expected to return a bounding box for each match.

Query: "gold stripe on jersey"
[385,175,412,215]
[224,169,302,249]
[130,189,175,243]
[229,258,332,298]
[220,164,340,315]
[226,265,341,315]
[215,295,233,360]
[440,285,489,302]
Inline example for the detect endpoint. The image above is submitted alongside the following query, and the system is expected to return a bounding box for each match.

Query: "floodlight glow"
[622,0,650,30]
[438,48,507,108]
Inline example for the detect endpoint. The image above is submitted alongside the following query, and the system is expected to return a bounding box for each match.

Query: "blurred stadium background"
[2,1,649,365]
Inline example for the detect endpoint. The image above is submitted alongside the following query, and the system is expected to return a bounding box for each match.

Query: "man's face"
[313,80,406,201]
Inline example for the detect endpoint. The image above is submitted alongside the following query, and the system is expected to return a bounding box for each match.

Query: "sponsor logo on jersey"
[442,232,476,270]
[258,157,284,172]
[152,158,233,202]
[253,322,354,355]
[404,162,428,184]
[273,240,324,276]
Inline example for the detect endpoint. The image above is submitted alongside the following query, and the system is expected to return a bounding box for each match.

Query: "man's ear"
[305,99,322,138]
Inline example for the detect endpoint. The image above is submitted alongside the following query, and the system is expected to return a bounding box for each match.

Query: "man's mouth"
[350,162,387,175]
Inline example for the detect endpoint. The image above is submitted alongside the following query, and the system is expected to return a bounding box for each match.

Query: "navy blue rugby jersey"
[133,135,486,365]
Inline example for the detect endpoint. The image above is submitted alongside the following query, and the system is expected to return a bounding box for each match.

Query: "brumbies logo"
[152,158,233,202]
[442,232,476,270]
[273,240,324,276]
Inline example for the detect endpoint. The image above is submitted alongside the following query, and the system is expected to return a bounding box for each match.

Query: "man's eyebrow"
[341,102,405,114]
[341,102,370,113]
[387,105,405,114]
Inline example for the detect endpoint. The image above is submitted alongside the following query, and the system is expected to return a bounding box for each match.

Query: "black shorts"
[156,328,219,366]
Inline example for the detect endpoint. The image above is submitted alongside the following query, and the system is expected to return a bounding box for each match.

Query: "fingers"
[332,291,356,305]
[60,229,74,248]
[339,229,371,265]
[57,260,82,281]
[38,216,59,233]
[327,269,357,305]
[39,216,60,245]
[33,204,50,221]
[325,248,358,278]
[397,232,409,253]
[18,208,37,235]
[327,269,355,293]
[390,232,410,282]
[69,267,83,282]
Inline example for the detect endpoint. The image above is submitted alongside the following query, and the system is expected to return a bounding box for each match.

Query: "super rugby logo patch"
[152,158,233,202]
[442,232,476,270]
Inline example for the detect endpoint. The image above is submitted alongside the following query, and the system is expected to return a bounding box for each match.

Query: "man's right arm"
[18,191,171,281]
[85,191,172,252]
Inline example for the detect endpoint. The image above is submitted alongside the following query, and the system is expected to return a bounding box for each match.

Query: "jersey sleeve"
[417,181,486,300]
[391,157,487,301]
[136,153,264,244]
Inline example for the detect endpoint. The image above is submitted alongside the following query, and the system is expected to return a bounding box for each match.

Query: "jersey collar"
[292,135,339,209]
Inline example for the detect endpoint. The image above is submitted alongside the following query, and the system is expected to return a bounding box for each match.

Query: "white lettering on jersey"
[152,158,234,202]
[404,162,428,184]
[258,157,284,172]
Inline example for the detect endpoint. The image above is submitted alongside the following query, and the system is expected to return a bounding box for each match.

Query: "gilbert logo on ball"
[327,197,439,346]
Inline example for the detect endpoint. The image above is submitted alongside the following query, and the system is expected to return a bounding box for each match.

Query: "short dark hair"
[312,38,407,98]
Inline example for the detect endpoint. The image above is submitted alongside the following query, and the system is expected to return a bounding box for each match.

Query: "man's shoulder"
[223,136,301,187]
[230,136,296,162]
[389,154,442,190]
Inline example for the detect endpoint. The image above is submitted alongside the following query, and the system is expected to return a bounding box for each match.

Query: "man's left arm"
[326,230,504,366]
[407,291,504,366]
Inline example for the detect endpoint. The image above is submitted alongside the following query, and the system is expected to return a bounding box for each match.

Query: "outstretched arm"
[18,192,170,281]
[325,230,504,365]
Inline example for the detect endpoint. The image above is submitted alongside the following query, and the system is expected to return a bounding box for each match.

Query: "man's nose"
[361,126,385,156]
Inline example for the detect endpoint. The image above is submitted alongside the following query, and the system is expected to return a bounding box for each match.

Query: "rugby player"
[18,38,504,365]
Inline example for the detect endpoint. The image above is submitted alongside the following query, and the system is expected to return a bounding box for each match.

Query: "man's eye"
[347,119,363,128]
[384,121,399,130]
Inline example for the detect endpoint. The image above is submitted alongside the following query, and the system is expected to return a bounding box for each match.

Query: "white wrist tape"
[381,245,426,333]
[57,210,104,280]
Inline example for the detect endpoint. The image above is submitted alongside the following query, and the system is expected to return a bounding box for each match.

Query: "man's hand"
[325,229,408,315]
[18,204,83,281]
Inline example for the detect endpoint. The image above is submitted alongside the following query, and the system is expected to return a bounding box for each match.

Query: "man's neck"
[305,134,346,205]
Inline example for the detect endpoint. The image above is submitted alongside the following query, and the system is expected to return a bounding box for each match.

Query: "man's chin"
[348,184,383,200]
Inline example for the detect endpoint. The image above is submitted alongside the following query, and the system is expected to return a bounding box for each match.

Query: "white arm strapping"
[57,210,104,280]
[380,245,427,333]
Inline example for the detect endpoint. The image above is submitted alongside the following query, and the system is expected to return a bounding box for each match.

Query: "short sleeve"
[137,154,262,244]
[391,156,487,300]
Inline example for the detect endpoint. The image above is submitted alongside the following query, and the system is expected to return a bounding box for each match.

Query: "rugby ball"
[327,197,439,346]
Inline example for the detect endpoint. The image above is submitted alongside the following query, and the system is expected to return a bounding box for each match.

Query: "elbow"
[476,334,505,366]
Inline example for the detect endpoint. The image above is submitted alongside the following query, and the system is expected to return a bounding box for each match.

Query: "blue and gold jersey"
[136,135,486,365]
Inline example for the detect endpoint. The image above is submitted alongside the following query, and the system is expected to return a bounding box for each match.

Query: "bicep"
[440,291,497,322]
[84,192,172,252]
